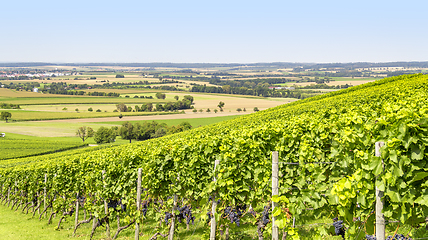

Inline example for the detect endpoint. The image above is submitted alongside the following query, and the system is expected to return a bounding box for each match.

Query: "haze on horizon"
[1,0,427,64]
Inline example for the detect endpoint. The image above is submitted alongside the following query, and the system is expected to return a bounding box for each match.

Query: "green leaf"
[410,172,428,183]
[357,194,366,207]
[389,150,398,163]
[276,218,286,229]
[373,160,383,176]
[385,191,401,202]
[376,179,385,192]
[272,195,280,203]
[415,195,428,206]
[411,144,424,160]
[272,207,281,217]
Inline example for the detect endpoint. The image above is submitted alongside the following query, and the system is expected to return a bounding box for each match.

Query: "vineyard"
[0,138,87,160]
[1,74,428,239]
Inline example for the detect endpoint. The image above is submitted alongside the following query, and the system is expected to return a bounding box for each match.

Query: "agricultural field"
[1,74,428,240]
[0,134,87,160]
[0,115,242,137]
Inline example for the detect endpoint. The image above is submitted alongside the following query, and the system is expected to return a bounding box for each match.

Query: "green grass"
[0,203,346,240]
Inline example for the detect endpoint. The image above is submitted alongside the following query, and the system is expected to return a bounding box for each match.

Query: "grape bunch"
[77,196,85,207]
[262,206,270,225]
[177,205,195,225]
[332,218,345,239]
[107,199,127,212]
[165,212,173,224]
[366,234,412,240]
[206,211,213,223]
[386,234,412,240]
[223,206,243,227]
[141,201,149,216]
[108,199,119,209]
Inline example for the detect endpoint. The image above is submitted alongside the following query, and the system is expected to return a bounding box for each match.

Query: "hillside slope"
[1,74,427,239]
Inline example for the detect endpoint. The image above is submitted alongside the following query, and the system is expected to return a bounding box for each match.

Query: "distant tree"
[218,101,225,110]
[155,103,164,111]
[94,127,116,144]
[76,126,94,143]
[206,108,211,113]
[214,109,218,113]
[96,109,102,112]
[119,114,123,119]
[1,111,12,123]
[146,103,153,112]
[174,95,179,101]
[115,74,125,78]
[253,107,260,112]
[183,95,194,104]
[220,108,224,112]
[237,108,242,112]
[155,92,166,99]
[62,107,68,111]
[152,128,167,138]
[192,109,197,113]
[75,108,79,112]
[127,106,132,112]
[178,121,192,131]
[199,109,203,113]
[116,103,128,112]
[243,108,246,112]
[119,122,136,143]
[88,107,93,112]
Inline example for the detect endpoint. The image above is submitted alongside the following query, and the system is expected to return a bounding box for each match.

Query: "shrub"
[94,127,116,144]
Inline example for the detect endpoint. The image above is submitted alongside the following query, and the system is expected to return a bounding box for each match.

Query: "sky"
[1,0,427,63]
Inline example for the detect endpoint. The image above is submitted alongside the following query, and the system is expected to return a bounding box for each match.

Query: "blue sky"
[1,0,427,63]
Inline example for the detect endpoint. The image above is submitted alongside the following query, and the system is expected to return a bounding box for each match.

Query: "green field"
[0,136,87,160]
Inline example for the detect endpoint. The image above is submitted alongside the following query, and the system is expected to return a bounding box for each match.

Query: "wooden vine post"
[7,178,10,206]
[74,192,80,237]
[135,168,142,240]
[44,174,47,217]
[102,170,111,239]
[210,159,220,240]
[375,142,385,240]
[168,173,179,240]
[272,151,279,240]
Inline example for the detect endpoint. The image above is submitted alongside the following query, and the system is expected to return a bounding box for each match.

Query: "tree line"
[76,121,193,144]
[115,95,194,112]
[190,84,321,99]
